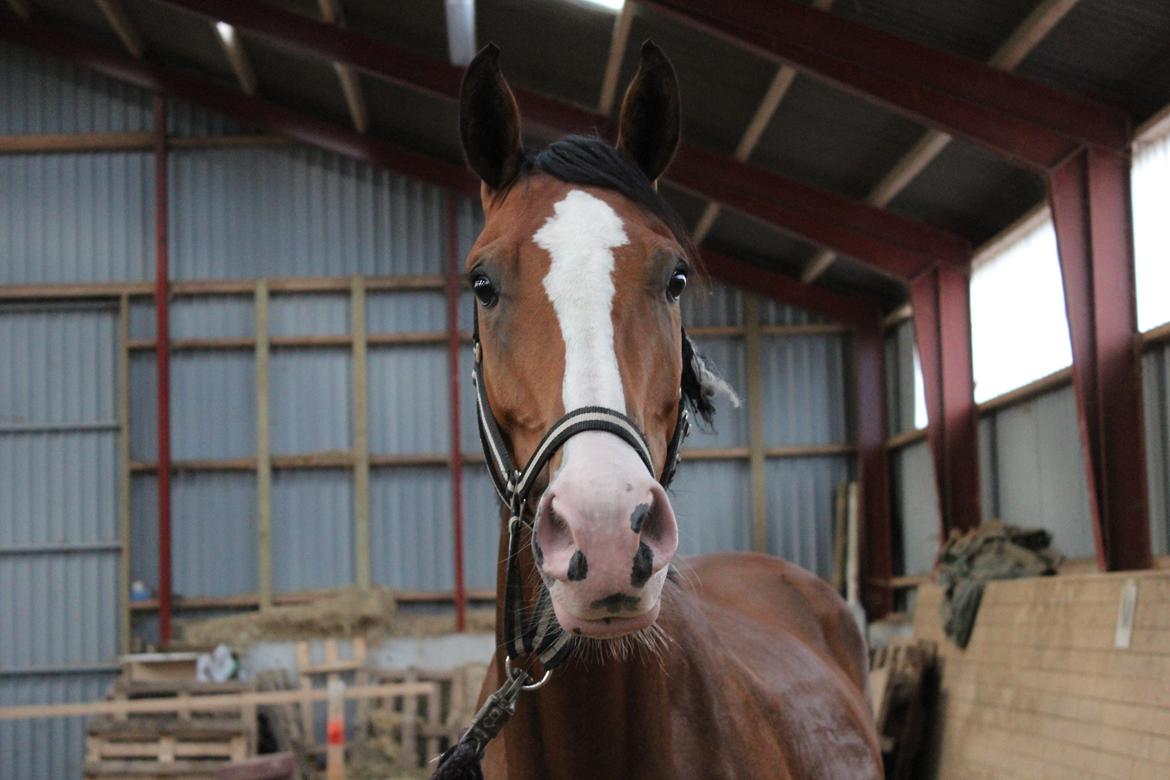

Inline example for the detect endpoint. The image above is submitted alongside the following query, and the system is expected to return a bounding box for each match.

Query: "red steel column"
[910,264,981,538]
[1048,147,1150,571]
[153,94,173,643]
[447,196,467,631]
[853,314,893,618]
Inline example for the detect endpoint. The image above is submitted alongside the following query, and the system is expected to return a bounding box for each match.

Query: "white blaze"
[535,190,629,412]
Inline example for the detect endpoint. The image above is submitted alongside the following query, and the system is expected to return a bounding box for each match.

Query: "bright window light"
[912,346,928,429]
[1132,127,1170,332]
[969,214,1072,403]
[215,21,236,45]
[574,0,625,11]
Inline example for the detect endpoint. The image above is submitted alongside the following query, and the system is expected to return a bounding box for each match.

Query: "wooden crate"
[85,718,248,779]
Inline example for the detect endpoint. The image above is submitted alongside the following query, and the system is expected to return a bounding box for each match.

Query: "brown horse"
[450,42,881,780]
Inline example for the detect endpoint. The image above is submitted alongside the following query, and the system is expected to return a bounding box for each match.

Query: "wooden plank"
[167,134,290,148]
[0,131,153,153]
[96,0,144,57]
[255,281,272,610]
[352,277,371,591]
[212,20,258,95]
[886,427,928,450]
[0,681,437,720]
[597,1,634,116]
[744,295,767,553]
[118,295,132,655]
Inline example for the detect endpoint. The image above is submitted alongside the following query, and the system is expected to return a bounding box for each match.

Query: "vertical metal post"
[1048,146,1150,571]
[153,93,173,644]
[447,196,467,631]
[352,276,372,590]
[910,264,981,539]
[256,281,273,608]
[118,294,132,653]
[744,295,768,553]
[852,314,893,618]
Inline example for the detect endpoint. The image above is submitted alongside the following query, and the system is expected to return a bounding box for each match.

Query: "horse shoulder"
[683,551,869,692]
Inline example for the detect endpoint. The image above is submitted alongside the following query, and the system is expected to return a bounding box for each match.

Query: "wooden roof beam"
[212,20,257,95]
[95,0,143,58]
[317,0,368,134]
[597,1,635,116]
[801,0,1081,282]
[692,0,833,245]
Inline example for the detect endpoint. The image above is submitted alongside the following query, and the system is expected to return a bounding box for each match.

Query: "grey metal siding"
[892,440,941,576]
[172,473,258,598]
[0,40,151,134]
[1143,343,1169,556]
[0,304,122,780]
[984,386,1095,559]
[765,456,853,576]
[370,467,454,590]
[367,345,450,455]
[0,153,154,284]
[270,349,351,455]
[0,673,118,780]
[271,471,354,592]
[672,461,752,555]
[168,147,447,280]
[761,334,849,446]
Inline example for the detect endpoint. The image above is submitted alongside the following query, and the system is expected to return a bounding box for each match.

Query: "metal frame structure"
[647,0,1148,567]
[0,0,1157,642]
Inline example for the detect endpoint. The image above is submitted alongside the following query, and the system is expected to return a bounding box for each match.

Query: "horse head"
[459,42,735,643]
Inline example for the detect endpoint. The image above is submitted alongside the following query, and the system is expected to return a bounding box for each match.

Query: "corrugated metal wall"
[886,319,1170,574]
[1,42,859,775]
[0,303,122,780]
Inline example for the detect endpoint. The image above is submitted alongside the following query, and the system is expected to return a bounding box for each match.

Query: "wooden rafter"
[692,0,833,245]
[95,0,143,57]
[318,0,368,133]
[212,20,257,95]
[598,1,635,116]
[802,0,1080,282]
[5,0,31,19]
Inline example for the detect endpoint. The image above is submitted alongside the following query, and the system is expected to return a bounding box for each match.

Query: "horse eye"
[667,269,687,301]
[472,274,498,307]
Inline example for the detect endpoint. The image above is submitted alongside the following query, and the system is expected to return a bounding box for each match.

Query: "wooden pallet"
[868,639,938,779]
[85,717,248,779]
[366,663,487,766]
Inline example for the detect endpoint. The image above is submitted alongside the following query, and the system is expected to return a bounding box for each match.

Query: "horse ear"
[616,41,681,185]
[460,44,523,192]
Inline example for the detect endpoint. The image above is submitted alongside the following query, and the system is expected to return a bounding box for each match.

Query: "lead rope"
[431,313,690,779]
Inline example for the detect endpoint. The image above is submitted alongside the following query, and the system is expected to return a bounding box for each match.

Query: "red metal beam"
[853,313,892,619]
[153,94,173,645]
[446,196,468,632]
[0,19,476,196]
[676,146,970,278]
[1048,148,1150,571]
[645,0,1130,171]
[910,265,981,537]
[152,0,970,280]
[702,251,883,329]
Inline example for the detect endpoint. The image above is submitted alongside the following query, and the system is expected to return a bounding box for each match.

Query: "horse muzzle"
[533,431,679,639]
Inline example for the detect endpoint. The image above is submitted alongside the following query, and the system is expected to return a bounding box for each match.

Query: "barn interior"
[1,0,1170,777]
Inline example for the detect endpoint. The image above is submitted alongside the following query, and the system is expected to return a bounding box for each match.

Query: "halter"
[433,307,690,776]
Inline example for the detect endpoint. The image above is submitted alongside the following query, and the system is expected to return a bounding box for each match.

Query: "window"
[1132,127,1170,332]
[968,214,1073,404]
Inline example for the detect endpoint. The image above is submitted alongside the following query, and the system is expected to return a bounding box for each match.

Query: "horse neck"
[492,507,678,777]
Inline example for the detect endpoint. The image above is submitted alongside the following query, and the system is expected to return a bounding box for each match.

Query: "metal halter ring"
[505,656,554,691]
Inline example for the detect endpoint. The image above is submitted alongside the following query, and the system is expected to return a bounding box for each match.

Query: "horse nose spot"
[631,542,654,588]
[630,503,650,533]
[625,482,632,492]
[567,550,589,581]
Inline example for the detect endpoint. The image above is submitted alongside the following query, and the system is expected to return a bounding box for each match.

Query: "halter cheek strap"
[433,308,690,776]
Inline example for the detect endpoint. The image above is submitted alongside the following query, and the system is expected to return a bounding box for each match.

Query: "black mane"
[517,135,699,265]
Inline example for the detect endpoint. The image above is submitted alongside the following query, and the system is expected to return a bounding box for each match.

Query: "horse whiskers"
[566,621,672,669]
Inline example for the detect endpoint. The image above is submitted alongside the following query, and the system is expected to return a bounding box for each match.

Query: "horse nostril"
[536,499,574,562]
[640,498,669,546]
